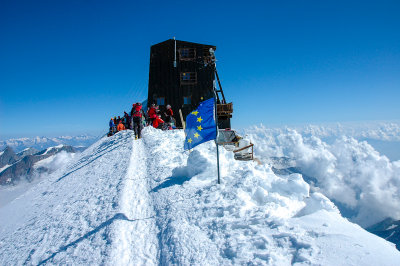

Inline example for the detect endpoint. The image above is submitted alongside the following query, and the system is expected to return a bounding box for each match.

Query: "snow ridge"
[1,128,400,265]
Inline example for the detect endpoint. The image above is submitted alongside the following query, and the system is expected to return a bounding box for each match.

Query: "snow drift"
[0,128,399,265]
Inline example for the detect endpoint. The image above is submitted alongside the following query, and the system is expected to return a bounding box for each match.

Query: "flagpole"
[213,91,221,184]
[216,134,221,185]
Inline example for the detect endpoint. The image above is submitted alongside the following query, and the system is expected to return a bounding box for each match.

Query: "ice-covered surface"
[1,129,399,265]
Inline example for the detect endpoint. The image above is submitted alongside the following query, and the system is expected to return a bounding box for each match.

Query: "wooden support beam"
[233,143,254,153]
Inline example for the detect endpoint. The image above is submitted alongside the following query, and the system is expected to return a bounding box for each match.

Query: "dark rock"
[0,147,18,169]
[367,218,400,251]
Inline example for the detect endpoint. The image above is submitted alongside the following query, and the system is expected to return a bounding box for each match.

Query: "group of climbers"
[107,102,176,139]
[108,115,129,133]
[147,103,174,130]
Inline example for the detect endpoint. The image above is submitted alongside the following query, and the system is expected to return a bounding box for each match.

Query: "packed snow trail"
[1,128,400,265]
[110,138,158,265]
[0,131,158,265]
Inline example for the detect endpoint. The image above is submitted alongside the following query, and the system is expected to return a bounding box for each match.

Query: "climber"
[109,118,115,132]
[152,114,165,129]
[124,111,130,129]
[107,118,115,137]
[117,120,126,131]
[164,104,174,123]
[131,102,145,139]
[147,103,157,126]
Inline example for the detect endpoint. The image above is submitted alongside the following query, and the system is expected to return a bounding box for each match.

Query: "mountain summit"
[0,128,399,265]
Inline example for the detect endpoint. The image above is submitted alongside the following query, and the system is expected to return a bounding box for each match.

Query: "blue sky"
[1,0,399,138]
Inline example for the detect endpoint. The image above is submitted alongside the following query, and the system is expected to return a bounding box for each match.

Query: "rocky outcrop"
[367,218,400,251]
[0,147,18,169]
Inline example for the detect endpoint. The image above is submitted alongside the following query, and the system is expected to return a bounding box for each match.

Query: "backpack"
[132,105,142,119]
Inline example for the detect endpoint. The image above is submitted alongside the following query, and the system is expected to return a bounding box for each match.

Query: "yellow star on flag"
[197,125,203,131]
[191,110,199,116]
[197,117,203,123]
[187,138,192,143]
[194,133,200,138]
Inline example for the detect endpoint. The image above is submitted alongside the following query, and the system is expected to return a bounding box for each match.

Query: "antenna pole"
[173,37,177,68]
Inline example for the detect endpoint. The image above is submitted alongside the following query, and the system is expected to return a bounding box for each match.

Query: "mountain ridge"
[0,134,97,153]
[0,145,78,185]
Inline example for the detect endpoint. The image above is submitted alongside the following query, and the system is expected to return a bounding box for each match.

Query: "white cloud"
[34,151,76,172]
[245,125,400,227]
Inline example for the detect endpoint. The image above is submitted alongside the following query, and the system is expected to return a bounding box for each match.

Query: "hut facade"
[147,39,231,128]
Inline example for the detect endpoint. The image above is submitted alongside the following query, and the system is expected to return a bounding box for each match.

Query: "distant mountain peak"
[0,146,18,169]
[0,144,78,185]
[0,135,98,153]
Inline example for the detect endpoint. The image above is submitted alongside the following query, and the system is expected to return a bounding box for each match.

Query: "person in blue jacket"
[109,118,115,134]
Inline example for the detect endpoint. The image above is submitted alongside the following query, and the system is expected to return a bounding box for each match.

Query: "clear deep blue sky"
[1,0,399,138]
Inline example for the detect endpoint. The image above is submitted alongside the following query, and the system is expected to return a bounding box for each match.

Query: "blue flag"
[184,98,217,150]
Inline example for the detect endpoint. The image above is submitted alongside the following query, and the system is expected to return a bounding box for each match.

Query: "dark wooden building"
[147,39,231,128]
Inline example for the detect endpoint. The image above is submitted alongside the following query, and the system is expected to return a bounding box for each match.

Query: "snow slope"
[0,132,134,264]
[1,129,399,265]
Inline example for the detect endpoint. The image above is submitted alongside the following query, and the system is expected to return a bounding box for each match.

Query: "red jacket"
[153,117,164,128]
[148,107,157,119]
[166,108,173,117]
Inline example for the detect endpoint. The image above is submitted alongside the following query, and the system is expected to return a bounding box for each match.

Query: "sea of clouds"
[243,123,400,228]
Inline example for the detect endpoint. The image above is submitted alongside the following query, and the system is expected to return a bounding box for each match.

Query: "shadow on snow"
[36,213,155,265]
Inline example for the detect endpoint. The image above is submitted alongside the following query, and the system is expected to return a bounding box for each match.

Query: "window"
[182,73,190,80]
[157,97,165,106]
[180,72,197,85]
[179,48,196,60]
[183,96,191,105]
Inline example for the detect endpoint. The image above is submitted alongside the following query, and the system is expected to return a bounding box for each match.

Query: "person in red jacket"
[152,115,164,129]
[131,102,145,139]
[117,120,126,131]
[147,104,157,126]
